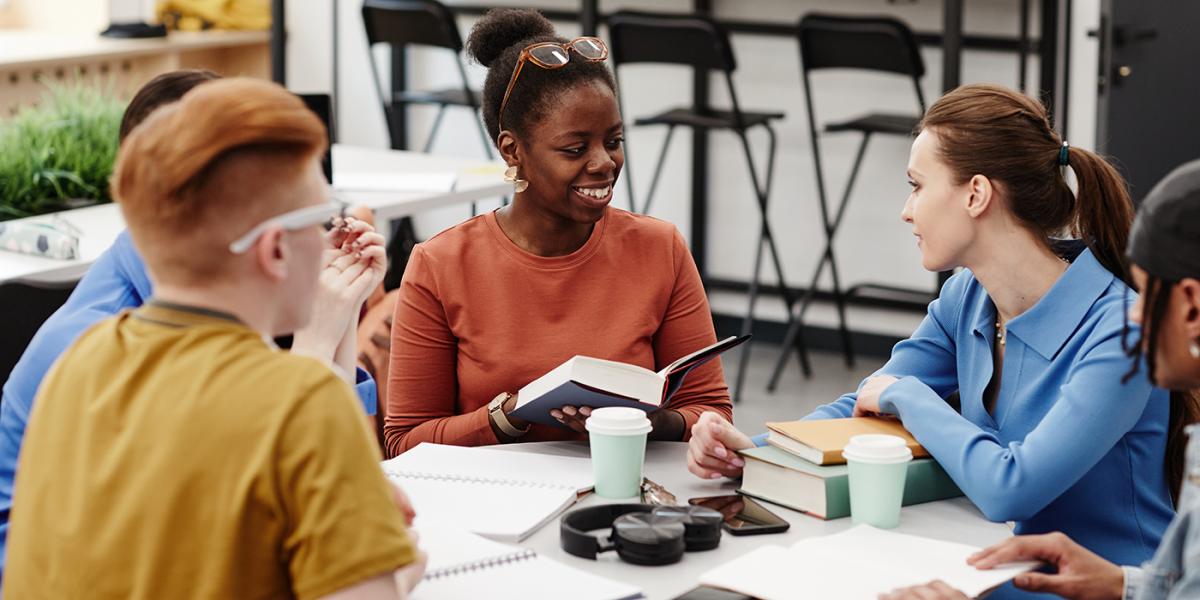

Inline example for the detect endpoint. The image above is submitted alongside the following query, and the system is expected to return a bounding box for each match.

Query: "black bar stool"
[362,0,493,158]
[607,10,807,402]
[767,13,929,392]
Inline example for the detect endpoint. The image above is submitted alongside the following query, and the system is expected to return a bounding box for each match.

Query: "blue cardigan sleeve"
[877,317,1157,522]
[354,368,377,417]
[808,273,964,419]
[750,274,966,448]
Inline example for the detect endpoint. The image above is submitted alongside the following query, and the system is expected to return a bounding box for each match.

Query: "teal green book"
[736,445,962,520]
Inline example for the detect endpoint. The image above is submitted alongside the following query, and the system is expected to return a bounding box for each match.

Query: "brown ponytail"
[919,83,1134,282]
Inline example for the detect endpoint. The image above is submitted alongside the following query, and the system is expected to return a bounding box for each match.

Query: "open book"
[382,443,593,542]
[414,525,643,600]
[699,526,1037,600]
[511,335,749,428]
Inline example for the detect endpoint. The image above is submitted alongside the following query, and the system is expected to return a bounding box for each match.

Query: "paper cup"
[844,434,913,529]
[586,407,652,499]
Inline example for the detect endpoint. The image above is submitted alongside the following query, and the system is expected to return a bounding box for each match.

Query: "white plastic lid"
[842,434,914,465]
[585,406,652,436]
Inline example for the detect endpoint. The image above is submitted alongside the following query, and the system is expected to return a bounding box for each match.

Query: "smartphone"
[688,493,790,535]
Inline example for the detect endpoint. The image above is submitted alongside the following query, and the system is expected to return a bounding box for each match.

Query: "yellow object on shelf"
[157,0,270,32]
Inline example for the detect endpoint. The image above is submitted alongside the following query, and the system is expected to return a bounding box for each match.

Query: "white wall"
[287,0,1103,294]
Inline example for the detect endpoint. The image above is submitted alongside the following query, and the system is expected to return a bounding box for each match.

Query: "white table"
[492,441,1012,600]
[0,145,508,284]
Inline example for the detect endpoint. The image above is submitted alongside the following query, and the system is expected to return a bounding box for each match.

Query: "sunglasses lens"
[572,38,605,59]
[529,45,570,66]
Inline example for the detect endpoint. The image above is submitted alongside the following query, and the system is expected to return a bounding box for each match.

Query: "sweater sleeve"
[803,272,965,420]
[384,246,497,457]
[877,317,1157,522]
[652,229,733,439]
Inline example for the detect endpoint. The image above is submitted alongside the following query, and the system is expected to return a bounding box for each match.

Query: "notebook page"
[384,443,594,492]
[413,554,643,600]
[395,475,578,542]
[415,524,530,575]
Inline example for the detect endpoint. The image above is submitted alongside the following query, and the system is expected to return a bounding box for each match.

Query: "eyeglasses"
[228,200,347,254]
[498,37,609,133]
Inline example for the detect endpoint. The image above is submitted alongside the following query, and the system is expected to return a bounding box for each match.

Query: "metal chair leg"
[767,133,873,390]
[422,104,447,153]
[639,126,677,215]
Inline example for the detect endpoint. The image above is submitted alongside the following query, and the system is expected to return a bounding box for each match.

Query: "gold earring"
[1190,340,1200,359]
[504,165,529,193]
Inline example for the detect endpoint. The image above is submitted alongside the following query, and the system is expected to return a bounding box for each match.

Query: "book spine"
[423,549,538,580]
[382,470,575,491]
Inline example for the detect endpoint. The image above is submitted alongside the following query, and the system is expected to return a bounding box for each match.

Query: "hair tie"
[1058,141,1078,199]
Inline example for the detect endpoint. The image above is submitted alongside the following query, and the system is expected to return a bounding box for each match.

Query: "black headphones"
[560,504,723,566]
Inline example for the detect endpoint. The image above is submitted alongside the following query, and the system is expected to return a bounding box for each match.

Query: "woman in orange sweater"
[384,8,733,457]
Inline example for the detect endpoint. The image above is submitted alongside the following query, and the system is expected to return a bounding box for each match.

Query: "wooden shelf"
[0,30,270,115]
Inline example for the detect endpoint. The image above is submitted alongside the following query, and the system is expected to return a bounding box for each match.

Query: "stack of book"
[737,417,963,519]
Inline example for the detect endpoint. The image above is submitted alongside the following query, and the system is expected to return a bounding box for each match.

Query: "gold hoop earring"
[1190,339,1200,359]
[504,165,529,193]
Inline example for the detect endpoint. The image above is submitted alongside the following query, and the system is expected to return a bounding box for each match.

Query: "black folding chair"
[362,0,492,158]
[608,10,805,402]
[0,279,77,388]
[767,14,929,392]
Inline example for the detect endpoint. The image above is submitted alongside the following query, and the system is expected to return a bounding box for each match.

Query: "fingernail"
[709,473,722,479]
[713,445,727,458]
[563,407,576,416]
[580,407,592,416]
[550,410,562,419]
[731,458,745,467]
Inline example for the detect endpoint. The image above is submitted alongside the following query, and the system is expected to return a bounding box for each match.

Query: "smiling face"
[501,79,624,225]
[902,128,985,272]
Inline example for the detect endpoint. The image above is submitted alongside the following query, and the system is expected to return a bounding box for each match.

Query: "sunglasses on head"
[228,199,348,254]
[498,36,609,133]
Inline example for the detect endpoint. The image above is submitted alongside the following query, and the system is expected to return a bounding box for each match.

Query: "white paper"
[699,526,1037,600]
[333,172,457,193]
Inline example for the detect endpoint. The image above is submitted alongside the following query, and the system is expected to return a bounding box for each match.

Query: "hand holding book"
[686,412,754,480]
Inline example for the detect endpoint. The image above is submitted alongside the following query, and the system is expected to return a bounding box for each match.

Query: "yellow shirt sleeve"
[275,372,416,600]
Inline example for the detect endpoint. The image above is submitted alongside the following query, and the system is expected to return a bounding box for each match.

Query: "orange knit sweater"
[384,208,733,457]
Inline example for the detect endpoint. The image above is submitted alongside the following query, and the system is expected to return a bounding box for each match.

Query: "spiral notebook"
[382,443,594,542]
[413,525,643,600]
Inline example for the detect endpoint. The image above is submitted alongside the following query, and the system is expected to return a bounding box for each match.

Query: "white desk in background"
[496,441,1012,600]
[0,145,508,284]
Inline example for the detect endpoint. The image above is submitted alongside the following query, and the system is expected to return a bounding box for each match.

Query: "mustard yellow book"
[764,417,929,465]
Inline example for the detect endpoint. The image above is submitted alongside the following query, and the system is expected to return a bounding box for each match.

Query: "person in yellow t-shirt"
[5,78,424,599]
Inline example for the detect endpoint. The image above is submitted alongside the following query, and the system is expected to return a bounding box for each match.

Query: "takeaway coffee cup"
[843,434,913,529]
[586,407,652,499]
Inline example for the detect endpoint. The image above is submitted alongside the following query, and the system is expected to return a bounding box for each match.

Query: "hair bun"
[466,8,556,68]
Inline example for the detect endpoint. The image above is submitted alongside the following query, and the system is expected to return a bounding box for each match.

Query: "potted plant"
[0,81,126,221]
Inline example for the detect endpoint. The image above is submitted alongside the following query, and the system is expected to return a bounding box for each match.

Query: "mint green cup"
[844,434,913,529]
[586,407,652,499]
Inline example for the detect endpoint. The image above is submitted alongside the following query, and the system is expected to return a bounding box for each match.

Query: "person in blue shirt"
[0,70,387,574]
[687,84,1178,598]
[882,160,1200,600]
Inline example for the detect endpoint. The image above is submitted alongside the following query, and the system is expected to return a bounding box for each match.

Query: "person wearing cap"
[687,84,1191,599]
[3,78,424,599]
[881,160,1200,600]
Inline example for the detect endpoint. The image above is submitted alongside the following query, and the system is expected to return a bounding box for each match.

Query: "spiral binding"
[423,549,538,580]
[382,470,575,491]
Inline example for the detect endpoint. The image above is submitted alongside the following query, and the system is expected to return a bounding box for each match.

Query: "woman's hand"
[550,405,591,433]
[687,412,753,480]
[854,375,900,417]
[292,215,386,364]
[968,533,1124,600]
[879,581,968,600]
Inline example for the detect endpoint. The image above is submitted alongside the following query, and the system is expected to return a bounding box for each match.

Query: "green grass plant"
[0,81,126,221]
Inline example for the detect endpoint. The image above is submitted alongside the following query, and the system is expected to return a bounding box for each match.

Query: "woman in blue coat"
[688,84,1181,598]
